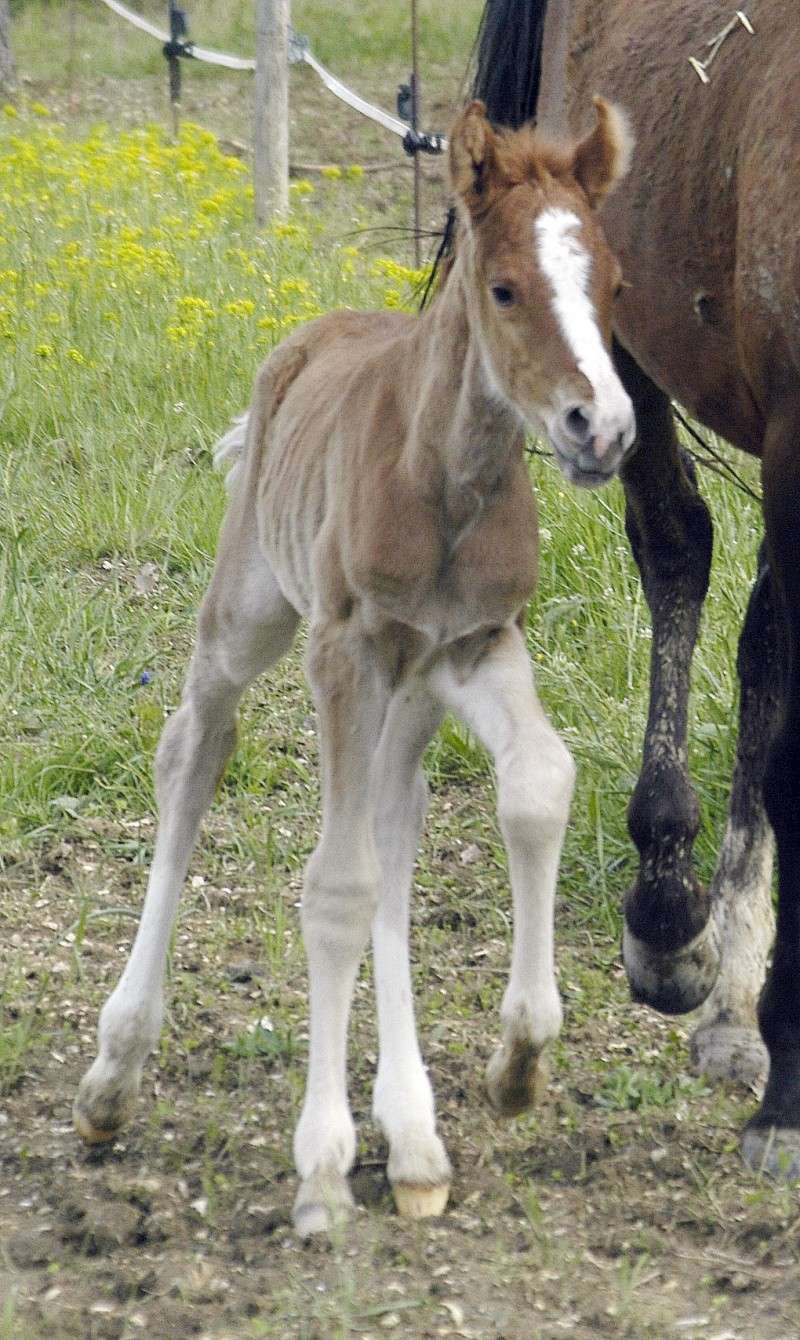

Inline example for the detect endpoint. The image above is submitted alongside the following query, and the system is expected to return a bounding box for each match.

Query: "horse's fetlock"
[294,1104,356,1182]
[503,989,562,1047]
[99,992,162,1064]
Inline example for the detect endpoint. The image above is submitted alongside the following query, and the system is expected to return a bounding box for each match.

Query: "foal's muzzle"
[547,397,637,490]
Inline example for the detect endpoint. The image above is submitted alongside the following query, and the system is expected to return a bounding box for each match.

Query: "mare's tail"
[472,0,548,127]
[422,0,549,304]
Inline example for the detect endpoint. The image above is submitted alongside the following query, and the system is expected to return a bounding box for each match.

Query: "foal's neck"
[402,257,523,528]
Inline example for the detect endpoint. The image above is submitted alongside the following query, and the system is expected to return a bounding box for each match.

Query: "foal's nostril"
[565,406,592,442]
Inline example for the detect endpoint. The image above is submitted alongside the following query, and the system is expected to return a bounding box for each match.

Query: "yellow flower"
[278,277,311,298]
[3,104,18,118]
[224,299,256,317]
[31,102,51,118]
[35,343,54,357]
[321,165,342,180]
[345,165,364,181]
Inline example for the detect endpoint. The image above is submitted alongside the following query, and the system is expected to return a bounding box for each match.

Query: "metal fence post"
[254,0,290,221]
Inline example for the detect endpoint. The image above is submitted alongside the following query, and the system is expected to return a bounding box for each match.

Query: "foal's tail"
[213,412,248,490]
[213,342,309,492]
[472,0,548,128]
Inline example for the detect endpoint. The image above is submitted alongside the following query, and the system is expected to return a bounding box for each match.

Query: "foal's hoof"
[690,1022,767,1094]
[623,919,720,1015]
[486,1038,550,1117]
[293,1171,354,1239]
[387,1132,452,1219]
[393,1182,450,1219]
[73,1065,139,1145]
[742,1126,800,1181]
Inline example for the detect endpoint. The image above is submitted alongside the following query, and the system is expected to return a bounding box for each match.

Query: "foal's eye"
[491,284,515,308]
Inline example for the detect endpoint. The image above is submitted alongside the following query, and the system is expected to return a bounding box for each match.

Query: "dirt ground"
[3,780,800,1340]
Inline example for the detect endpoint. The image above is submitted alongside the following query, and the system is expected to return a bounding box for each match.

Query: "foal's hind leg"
[74,500,299,1143]
[292,620,389,1237]
[691,548,778,1091]
[370,682,451,1219]
[431,624,575,1115]
[616,345,717,1014]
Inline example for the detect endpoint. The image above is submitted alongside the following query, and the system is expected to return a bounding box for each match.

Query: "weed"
[594,1065,711,1113]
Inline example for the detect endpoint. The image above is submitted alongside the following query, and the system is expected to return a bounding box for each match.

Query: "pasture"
[1,2,799,1336]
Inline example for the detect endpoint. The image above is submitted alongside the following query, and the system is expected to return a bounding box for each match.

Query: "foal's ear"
[573,97,634,208]
[449,100,500,215]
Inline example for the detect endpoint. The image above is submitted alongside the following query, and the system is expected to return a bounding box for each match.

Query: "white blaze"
[534,207,633,450]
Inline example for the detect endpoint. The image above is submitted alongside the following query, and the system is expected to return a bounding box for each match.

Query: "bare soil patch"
[3,790,800,1340]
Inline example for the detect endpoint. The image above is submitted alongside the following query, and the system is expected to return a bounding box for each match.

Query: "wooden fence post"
[254,0,290,222]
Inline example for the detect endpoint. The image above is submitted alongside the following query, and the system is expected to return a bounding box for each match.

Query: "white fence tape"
[96,0,448,148]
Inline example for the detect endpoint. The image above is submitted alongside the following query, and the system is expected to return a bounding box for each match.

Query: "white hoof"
[393,1181,450,1219]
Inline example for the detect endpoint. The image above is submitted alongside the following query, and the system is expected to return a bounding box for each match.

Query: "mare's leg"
[292,620,388,1237]
[616,345,717,1014]
[74,498,299,1142]
[370,682,451,1219]
[430,624,575,1113]
[742,414,800,1176]
[691,547,778,1090]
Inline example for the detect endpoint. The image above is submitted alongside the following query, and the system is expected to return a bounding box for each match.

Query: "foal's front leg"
[431,624,575,1114]
[292,619,388,1237]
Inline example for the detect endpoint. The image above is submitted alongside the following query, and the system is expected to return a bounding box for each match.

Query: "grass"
[0,44,763,900]
[10,0,483,93]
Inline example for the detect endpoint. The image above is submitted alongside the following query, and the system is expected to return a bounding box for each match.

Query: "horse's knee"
[301,855,380,956]
[498,732,575,837]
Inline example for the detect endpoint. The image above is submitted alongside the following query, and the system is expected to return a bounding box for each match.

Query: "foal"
[74,101,635,1235]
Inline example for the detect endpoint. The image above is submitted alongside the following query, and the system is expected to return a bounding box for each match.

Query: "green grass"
[9,0,484,84]
[0,80,763,928]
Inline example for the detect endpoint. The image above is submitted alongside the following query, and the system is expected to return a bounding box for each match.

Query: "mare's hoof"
[73,1066,139,1145]
[486,1038,550,1117]
[623,920,720,1015]
[293,1171,354,1239]
[742,1126,800,1181]
[393,1182,450,1219]
[690,1022,767,1094]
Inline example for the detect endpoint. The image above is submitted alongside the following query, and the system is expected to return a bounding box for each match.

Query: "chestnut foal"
[74,102,635,1235]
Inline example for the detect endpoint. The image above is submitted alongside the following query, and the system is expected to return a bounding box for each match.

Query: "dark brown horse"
[470,0,800,1177]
